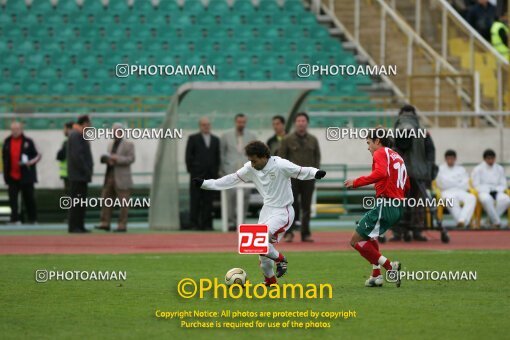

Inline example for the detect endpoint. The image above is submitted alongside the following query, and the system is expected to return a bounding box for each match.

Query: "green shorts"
[355,204,403,239]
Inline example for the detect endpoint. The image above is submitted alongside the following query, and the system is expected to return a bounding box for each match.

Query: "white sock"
[372,264,381,269]
[266,243,280,260]
[377,256,388,266]
[259,255,274,278]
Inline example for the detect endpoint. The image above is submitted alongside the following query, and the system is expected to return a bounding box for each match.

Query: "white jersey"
[471,162,507,194]
[436,163,470,191]
[201,156,318,207]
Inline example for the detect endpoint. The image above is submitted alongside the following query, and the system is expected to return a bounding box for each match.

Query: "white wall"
[0,127,508,188]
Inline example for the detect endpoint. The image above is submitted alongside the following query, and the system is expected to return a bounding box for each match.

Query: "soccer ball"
[225,268,247,286]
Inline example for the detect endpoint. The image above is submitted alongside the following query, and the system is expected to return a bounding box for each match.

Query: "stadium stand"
[0,0,381,129]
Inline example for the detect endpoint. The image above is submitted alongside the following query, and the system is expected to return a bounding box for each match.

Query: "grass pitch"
[1,250,509,339]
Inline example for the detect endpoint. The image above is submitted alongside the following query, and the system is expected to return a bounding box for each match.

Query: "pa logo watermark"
[238,224,269,254]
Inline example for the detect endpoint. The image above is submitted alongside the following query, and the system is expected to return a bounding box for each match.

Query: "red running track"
[0,230,509,254]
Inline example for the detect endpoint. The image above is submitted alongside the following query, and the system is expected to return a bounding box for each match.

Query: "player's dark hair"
[444,149,457,158]
[234,113,245,120]
[367,127,393,147]
[272,115,285,124]
[65,121,74,129]
[483,149,496,159]
[294,112,309,122]
[245,141,270,159]
[398,104,417,116]
[77,115,90,125]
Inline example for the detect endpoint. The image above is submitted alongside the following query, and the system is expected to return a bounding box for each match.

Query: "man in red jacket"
[2,121,41,224]
[344,128,410,288]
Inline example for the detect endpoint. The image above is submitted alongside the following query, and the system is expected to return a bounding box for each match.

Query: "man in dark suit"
[185,117,220,230]
[2,121,41,224]
[67,115,94,233]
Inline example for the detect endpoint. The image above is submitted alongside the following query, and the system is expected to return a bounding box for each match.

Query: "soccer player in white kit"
[193,141,326,286]
[436,150,476,228]
[471,149,510,228]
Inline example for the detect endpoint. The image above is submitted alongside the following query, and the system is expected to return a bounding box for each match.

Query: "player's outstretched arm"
[345,150,387,189]
[194,166,250,191]
[279,158,326,180]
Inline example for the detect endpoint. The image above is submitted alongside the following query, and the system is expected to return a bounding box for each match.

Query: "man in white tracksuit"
[436,150,476,228]
[471,149,510,228]
[193,141,326,286]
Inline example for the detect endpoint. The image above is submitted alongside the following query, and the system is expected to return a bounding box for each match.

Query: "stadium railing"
[319,0,509,121]
[386,0,510,112]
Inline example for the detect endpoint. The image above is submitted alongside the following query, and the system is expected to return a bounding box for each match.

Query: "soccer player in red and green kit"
[344,128,410,287]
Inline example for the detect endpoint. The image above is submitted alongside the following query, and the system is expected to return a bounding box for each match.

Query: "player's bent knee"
[269,233,277,244]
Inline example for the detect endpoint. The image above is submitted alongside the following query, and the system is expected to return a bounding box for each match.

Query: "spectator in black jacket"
[185,117,220,230]
[266,115,287,156]
[67,115,94,233]
[392,105,437,242]
[467,0,497,41]
[2,121,41,224]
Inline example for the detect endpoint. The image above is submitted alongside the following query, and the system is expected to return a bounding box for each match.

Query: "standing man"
[266,115,287,156]
[95,123,135,232]
[471,149,510,228]
[279,112,321,242]
[436,150,477,228]
[2,121,41,224]
[220,113,257,230]
[467,0,497,41]
[56,121,74,196]
[67,115,93,233]
[185,117,220,230]
[490,12,509,61]
[392,105,435,242]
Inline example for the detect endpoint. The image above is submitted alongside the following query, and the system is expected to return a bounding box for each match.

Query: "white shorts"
[258,204,295,243]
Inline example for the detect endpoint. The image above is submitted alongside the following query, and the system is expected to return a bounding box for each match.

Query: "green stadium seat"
[232,0,255,13]
[180,0,206,13]
[49,82,66,95]
[245,15,265,25]
[282,0,306,12]
[25,53,43,65]
[4,26,22,39]
[5,0,29,14]
[257,0,281,12]
[156,0,179,11]
[37,66,56,79]
[272,13,294,25]
[108,1,131,14]
[0,82,14,94]
[0,12,11,25]
[298,14,316,25]
[132,0,156,11]
[30,0,57,15]
[206,0,230,14]
[13,67,30,79]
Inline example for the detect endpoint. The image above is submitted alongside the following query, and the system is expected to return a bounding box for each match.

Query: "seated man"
[436,150,476,228]
[471,149,510,228]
